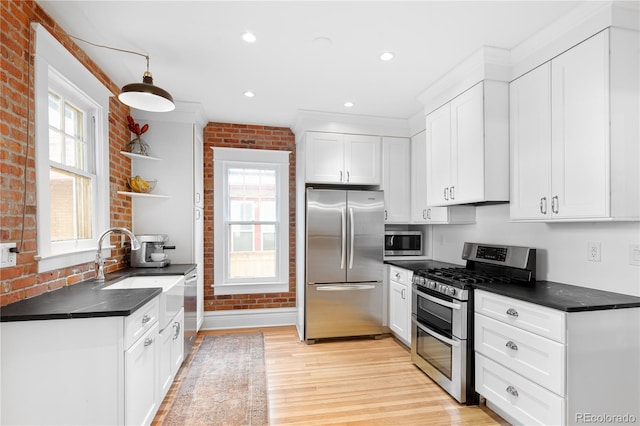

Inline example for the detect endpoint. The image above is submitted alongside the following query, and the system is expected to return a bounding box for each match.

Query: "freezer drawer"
[305,282,383,341]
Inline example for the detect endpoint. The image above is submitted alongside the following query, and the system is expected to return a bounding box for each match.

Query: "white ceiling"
[37,1,587,128]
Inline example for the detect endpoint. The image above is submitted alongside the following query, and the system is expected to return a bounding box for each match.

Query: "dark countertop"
[384,259,640,313]
[0,264,196,322]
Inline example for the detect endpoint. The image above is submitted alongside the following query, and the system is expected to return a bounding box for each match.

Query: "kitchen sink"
[103,276,184,331]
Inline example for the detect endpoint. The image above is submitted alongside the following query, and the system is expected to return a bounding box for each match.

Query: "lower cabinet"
[388,266,412,346]
[474,290,640,426]
[158,308,185,399]
[0,295,187,426]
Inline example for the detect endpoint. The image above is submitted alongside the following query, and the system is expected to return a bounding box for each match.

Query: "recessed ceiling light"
[379,52,394,61]
[244,91,255,98]
[344,102,354,108]
[242,32,257,43]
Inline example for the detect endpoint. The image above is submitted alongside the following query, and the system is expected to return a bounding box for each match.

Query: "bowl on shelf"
[127,176,157,193]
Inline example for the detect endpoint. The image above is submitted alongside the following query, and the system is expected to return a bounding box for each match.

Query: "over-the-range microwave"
[384,231,422,256]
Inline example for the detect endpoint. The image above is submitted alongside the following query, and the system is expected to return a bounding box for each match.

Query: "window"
[213,148,290,295]
[34,24,111,272]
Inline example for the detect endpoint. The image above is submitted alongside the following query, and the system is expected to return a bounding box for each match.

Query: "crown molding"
[291,109,410,140]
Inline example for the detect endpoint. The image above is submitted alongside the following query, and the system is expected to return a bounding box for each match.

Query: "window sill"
[211,281,289,295]
[36,246,113,273]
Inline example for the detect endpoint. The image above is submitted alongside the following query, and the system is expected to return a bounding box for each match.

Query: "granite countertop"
[384,259,640,312]
[0,264,196,322]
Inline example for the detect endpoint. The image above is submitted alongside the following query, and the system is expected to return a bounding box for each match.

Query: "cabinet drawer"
[389,266,412,285]
[475,290,565,342]
[475,353,565,426]
[124,297,159,349]
[475,313,565,395]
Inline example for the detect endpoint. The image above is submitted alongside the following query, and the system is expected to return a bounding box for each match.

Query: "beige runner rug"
[162,333,269,426]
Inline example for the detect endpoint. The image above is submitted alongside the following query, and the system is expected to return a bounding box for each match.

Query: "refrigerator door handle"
[340,207,346,270]
[316,284,377,291]
[349,207,355,269]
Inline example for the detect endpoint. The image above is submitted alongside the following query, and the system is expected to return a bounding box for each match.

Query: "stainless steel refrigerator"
[305,188,384,342]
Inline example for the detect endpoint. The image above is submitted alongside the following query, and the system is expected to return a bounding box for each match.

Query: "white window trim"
[213,147,290,295]
[33,23,111,273]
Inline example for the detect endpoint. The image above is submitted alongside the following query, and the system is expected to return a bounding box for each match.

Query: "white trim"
[200,307,297,331]
[33,23,111,273]
[291,110,410,139]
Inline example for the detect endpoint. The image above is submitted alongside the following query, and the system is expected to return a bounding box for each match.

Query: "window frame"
[33,23,111,273]
[213,147,290,295]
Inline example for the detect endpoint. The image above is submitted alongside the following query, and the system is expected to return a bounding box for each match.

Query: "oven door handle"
[412,318,460,348]
[414,288,462,310]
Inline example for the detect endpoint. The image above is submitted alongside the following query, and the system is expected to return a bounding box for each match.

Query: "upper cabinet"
[411,130,476,224]
[382,137,411,223]
[510,29,639,221]
[426,81,509,206]
[305,131,381,185]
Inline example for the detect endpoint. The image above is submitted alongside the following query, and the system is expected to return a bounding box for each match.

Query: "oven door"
[411,315,467,403]
[412,284,467,339]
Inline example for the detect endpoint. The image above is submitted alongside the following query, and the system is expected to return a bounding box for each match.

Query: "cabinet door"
[158,324,173,399]
[382,137,411,223]
[426,104,452,206]
[389,280,410,344]
[510,63,552,220]
[344,134,381,184]
[551,31,609,219]
[125,322,159,426]
[410,131,429,222]
[450,83,484,204]
[305,132,345,183]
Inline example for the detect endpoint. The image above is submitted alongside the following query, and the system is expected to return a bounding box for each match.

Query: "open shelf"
[117,191,169,199]
[120,151,161,161]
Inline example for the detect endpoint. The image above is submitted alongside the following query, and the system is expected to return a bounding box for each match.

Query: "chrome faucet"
[95,227,140,281]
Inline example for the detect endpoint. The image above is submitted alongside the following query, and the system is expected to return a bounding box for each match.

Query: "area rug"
[162,333,269,426]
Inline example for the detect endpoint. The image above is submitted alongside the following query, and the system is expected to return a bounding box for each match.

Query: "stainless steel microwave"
[384,231,422,256]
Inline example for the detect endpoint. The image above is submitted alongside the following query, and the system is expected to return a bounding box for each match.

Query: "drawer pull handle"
[144,337,153,347]
[172,322,181,340]
[505,341,518,351]
[395,273,401,279]
[506,385,519,397]
[142,314,151,324]
[506,308,519,318]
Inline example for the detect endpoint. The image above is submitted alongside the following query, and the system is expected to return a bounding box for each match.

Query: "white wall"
[432,204,640,297]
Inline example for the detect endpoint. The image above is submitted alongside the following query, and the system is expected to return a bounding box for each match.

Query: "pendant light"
[69,34,175,112]
[118,55,175,112]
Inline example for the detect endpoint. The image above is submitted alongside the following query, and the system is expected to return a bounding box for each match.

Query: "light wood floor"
[153,326,509,426]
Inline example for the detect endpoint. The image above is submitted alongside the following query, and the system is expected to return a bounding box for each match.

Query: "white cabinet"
[158,308,184,401]
[411,131,476,224]
[305,131,381,185]
[510,28,639,221]
[426,81,509,206]
[474,290,640,426]
[0,296,161,426]
[382,137,411,223]
[388,266,412,346]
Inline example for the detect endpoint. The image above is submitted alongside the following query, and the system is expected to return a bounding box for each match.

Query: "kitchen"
[1,1,639,425]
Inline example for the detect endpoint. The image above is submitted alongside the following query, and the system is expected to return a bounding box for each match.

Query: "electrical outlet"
[1,243,17,268]
[587,242,601,262]
[630,244,640,266]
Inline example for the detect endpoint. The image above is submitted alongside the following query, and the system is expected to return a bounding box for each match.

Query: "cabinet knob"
[506,385,519,397]
[346,171,350,183]
[506,308,519,318]
[144,337,153,347]
[401,288,406,300]
[395,273,401,279]
[172,321,181,340]
[423,209,427,219]
[505,340,518,351]
[444,187,449,200]
[384,210,388,220]
[539,197,547,215]
[427,208,431,219]
[552,195,559,214]
[142,314,151,324]
[340,170,343,182]
[450,186,455,200]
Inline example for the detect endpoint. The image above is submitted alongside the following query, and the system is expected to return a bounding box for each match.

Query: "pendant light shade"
[119,71,175,112]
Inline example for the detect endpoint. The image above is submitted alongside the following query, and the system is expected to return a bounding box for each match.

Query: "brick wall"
[0,1,133,306]
[203,123,296,311]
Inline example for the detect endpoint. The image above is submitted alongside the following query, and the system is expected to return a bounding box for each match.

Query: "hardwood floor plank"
[153,326,508,426]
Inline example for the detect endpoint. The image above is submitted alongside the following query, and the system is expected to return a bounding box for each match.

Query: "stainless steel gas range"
[411,242,536,404]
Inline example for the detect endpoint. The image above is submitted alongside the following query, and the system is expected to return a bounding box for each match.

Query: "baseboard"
[201,307,297,330]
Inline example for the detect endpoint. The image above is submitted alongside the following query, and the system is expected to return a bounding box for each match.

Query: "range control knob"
[447,287,456,297]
